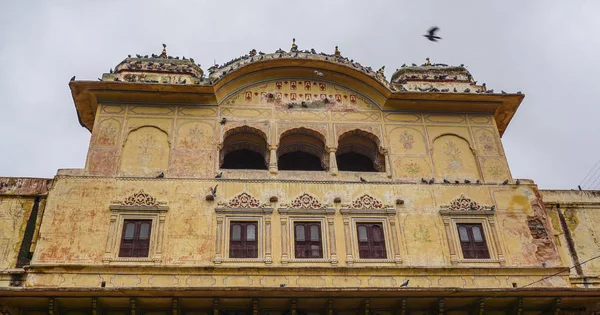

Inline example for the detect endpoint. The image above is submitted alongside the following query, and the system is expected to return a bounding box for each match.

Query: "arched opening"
[337,129,384,172]
[278,128,327,171]
[220,126,268,170]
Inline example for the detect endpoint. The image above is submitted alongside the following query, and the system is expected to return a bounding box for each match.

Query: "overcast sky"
[1,0,599,189]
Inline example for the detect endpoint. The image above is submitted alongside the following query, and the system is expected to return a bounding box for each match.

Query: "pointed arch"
[220,125,269,170]
[337,129,384,172]
[278,127,327,171]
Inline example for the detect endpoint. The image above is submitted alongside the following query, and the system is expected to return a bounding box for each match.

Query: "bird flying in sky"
[423,26,441,42]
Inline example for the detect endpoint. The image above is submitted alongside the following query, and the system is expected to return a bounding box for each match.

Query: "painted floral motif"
[96,122,118,146]
[137,133,157,167]
[181,125,204,149]
[478,132,495,153]
[344,194,385,210]
[218,192,261,208]
[404,162,422,174]
[119,190,161,206]
[487,160,505,177]
[280,193,329,210]
[442,194,491,211]
[443,140,463,173]
[399,130,414,150]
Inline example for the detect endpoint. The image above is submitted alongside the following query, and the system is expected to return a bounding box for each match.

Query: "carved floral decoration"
[118,190,163,206]
[343,194,391,210]
[217,192,262,208]
[441,194,492,211]
[281,193,330,210]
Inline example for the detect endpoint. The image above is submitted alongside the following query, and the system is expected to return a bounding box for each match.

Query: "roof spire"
[160,43,167,58]
[291,38,298,52]
[334,46,341,58]
[425,57,431,66]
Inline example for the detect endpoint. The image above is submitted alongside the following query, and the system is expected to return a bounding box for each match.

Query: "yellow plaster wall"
[0,196,34,270]
[28,177,567,289]
[541,190,600,286]
[84,78,512,184]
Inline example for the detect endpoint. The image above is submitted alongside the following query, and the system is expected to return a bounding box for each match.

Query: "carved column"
[173,298,179,315]
[48,297,55,315]
[214,215,224,263]
[213,299,220,315]
[442,217,457,263]
[269,145,278,174]
[104,214,118,262]
[155,213,166,263]
[382,148,392,178]
[265,209,273,264]
[280,213,289,263]
[130,298,136,315]
[328,147,338,176]
[342,215,353,264]
[327,216,338,264]
[488,216,505,264]
[388,214,402,264]
[92,298,97,315]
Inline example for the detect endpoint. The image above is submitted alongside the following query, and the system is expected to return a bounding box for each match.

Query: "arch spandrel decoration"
[341,194,394,212]
[279,193,333,211]
[217,192,265,209]
[221,79,378,110]
[439,194,494,215]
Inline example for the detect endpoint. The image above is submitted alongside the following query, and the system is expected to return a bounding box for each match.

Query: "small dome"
[101,45,205,85]
[390,58,486,93]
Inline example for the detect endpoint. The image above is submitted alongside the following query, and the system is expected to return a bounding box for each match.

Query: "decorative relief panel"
[440,194,493,212]
[481,157,510,182]
[128,105,174,116]
[116,190,164,207]
[276,110,329,121]
[393,156,432,179]
[93,118,122,146]
[175,121,215,150]
[100,104,125,115]
[343,194,385,210]
[178,106,217,117]
[218,192,263,209]
[432,134,481,180]
[469,114,492,124]
[384,112,422,123]
[120,126,171,177]
[221,107,271,119]
[387,126,427,155]
[222,80,377,111]
[331,111,381,122]
[426,114,466,124]
[280,193,330,210]
[473,128,499,155]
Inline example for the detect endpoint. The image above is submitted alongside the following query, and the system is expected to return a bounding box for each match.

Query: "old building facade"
[1,42,599,314]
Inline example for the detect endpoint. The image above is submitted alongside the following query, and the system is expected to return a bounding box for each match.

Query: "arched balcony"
[220,126,269,170]
[336,130,385,172]
[277,128,328,171]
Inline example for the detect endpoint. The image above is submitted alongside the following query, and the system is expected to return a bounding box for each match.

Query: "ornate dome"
[101,44,205,85]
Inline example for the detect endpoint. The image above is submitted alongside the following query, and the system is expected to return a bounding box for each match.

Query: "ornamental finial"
[425,57,431,66]
[334,45,341,58]
[291,38,298,52]
[160,43,167,58]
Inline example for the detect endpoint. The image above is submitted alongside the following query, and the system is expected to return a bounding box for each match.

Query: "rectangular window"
[294,222,323,258]
[356,223,387,259]
[229,222,258,258]
[119,219,152,257]
[457,223,490,259]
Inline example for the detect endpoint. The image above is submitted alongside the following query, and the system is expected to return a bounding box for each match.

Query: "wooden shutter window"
[356,223,387,259]
[294,222,323,258]
[118,219,152,258]
[457,223,490,259]
[229,222,258,259]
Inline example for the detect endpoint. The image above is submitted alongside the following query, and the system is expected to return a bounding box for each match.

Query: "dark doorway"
[222,149,267,170]
[278,151,324,171]
[336,152,376,172]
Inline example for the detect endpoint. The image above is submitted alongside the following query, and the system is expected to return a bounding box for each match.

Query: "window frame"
[228,221,260,259]
[456,223,490,259]
[348,217,396,263]
[289,219,327,261]
[355,222,388,259]
[118,219,153,258]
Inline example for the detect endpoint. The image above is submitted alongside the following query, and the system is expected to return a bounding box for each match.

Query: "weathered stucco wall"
[26,176,567,289]
[0,177,50,287]
[542,190,600,288]
[84,78,512,184]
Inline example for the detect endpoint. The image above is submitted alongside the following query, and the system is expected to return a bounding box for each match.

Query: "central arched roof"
[208,50,392,106]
